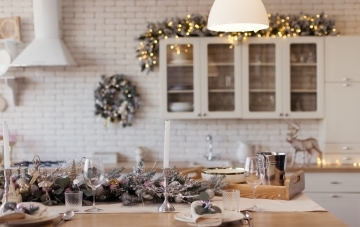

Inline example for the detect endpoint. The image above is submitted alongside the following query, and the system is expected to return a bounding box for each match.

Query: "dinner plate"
[174,210,244,224]
[5,212,59,227]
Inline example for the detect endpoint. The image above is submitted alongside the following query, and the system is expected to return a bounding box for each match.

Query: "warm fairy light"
[353,163,357,167]
[187,14,190,18]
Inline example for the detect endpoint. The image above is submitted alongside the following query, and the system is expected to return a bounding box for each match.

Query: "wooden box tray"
[180,166,305,200]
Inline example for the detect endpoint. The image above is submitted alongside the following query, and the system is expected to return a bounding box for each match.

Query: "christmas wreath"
[136,13,339,72]
[94,74,140,127]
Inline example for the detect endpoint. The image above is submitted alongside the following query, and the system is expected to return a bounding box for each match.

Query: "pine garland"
[136,12,339,72]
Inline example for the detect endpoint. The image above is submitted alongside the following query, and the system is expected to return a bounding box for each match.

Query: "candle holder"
[158,168,175,212]
[0,169,12,213]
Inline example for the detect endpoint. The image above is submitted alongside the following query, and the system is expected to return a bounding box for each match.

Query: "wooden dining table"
[40,211,347,227]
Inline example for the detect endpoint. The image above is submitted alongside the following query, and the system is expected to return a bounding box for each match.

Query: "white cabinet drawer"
[324,153,360,164]
[305,173,360,192]
[325,144,360,153]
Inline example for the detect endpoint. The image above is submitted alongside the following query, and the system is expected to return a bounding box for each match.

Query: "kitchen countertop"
[106,161,360,173]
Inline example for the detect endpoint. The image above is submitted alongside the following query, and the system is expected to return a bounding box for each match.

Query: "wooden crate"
[180,166,305,200]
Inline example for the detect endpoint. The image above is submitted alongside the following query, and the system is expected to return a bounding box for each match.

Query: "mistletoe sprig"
[137,12,339,72]
[94,74,140,127]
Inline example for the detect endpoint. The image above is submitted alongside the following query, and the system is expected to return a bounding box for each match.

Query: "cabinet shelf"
[249,89,276,93]
[167,63,193,67]
[208,89,234,93]
[167,90,193,94]
[208,62,234,66]
[291,63,317,66]
[249,62,276,66]
[291,89,317,93]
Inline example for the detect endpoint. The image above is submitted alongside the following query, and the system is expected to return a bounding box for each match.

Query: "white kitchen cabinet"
[321,36,360,164]
[160,37,324,120]
[159,37,242,119]
[304,173,360,227]
[325,36,360,82]
[242,37,324,119]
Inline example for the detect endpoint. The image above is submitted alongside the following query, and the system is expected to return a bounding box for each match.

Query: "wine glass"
[83,157,105,212]
[244,156,266,212]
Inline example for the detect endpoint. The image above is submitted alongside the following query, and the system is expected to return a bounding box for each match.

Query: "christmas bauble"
[18,182,30,194]
[95,185,104,196]
[174,193,183,203]
[205,189,215,199]
[30,185,39,195]
[102,178,110,186]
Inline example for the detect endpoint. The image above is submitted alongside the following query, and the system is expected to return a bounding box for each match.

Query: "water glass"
[65,191,83,212]
[222,189,240,211]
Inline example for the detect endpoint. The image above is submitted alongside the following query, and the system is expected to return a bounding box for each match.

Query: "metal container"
[257,152,287,186]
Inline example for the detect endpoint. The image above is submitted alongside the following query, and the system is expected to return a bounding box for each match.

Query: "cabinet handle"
[330,181,340,184]
[342,157,352,161]
[279,113,283,117]
[342,83,350,87]
[202,113,207,116]
[330,194,340,198]
[197,113,201,117]
[342,78,349,81]
[342,146,351,150]
[285,113,289,117]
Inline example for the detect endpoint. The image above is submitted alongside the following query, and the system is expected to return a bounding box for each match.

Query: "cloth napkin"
[190,201,222,227]
[0,202,50,223]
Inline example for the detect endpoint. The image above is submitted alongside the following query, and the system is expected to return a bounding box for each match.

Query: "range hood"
[11,0,77,67]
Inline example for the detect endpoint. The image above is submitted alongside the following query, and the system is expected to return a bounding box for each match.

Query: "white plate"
[5,212,59,227]
[0,50,11,77]
[174,210,244,224]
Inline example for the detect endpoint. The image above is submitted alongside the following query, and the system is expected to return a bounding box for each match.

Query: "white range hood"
[11,0,77,67]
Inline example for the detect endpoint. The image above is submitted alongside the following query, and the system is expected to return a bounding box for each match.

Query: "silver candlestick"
[1,169,12,213]
[158,168,175,212]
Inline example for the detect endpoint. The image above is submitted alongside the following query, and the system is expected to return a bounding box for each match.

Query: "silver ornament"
[30,185,39,195]
[174,193,183,203]
[102,178,110,186]
[95,185,104,196]
[205,189,215,199]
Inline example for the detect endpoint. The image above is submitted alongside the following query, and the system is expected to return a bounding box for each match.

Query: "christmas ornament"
[205,188,215,199]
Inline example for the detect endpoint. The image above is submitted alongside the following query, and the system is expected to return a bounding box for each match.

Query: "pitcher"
[236,141,256,164]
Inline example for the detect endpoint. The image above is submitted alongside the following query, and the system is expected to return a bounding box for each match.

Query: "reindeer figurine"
[286,121,322,166]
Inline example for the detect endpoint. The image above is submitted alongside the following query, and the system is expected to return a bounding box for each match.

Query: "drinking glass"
[244,156,265,211]
[83,157,105,212]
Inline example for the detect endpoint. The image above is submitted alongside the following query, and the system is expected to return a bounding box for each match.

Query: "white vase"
[236,141,256,164]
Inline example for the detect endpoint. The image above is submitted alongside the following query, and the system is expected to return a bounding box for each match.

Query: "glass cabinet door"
[242,38,282,118]
[160,38,200,119]
[200,38,241,118]
[284,38,324,119]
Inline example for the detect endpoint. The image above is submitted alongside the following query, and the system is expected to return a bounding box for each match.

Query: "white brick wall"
[0,0,358,164]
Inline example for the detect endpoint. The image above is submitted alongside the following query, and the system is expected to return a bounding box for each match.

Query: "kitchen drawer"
[324,153,360,164]
[304,173,360,192]
[306,192,360,227]
[325,144,360,153]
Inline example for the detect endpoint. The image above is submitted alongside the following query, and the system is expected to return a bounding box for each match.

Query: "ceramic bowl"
[201,167,245,183]
[169,102,193,112]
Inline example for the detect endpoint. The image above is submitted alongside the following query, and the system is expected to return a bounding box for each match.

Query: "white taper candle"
[3,121,10,169]
[163,120,170,168]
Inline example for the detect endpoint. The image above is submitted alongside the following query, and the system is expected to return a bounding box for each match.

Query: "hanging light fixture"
[207,0,269,32]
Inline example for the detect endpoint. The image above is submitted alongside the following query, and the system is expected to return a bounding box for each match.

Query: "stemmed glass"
[244,156,266,212]
[83,157,105,212]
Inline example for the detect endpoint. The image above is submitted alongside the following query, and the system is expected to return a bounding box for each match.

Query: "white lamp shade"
[207,0,269,32]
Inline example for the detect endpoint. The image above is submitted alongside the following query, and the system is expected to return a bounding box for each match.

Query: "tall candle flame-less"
[163,120,170,168]
[3,121,10,169]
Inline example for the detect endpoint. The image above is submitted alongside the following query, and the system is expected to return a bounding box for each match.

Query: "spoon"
[243,211,253,227]
[53,211,74,227]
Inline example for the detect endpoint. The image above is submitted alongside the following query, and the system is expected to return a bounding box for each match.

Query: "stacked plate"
[201,167,245,183]
[174,210,244,226]
[169,102,193,112]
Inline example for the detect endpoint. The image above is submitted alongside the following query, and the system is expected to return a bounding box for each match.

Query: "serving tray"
[180,166,305,200]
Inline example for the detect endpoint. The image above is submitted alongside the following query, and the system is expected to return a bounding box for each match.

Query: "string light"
[136,13,339,72]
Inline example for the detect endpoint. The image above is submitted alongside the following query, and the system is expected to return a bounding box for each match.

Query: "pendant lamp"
[207,0,269,32]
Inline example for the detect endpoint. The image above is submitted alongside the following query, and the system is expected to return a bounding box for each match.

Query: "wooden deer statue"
[286,121,322,166]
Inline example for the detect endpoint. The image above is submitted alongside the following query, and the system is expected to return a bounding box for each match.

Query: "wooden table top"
[41,211,347,227]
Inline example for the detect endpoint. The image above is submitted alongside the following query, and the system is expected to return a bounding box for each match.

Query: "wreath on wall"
[136,12,339,72]
[94,74,140,127]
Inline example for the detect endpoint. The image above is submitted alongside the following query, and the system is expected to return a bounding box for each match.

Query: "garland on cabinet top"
[136,13,339,72]
[0,157,228,206]
[94,74,140,127]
